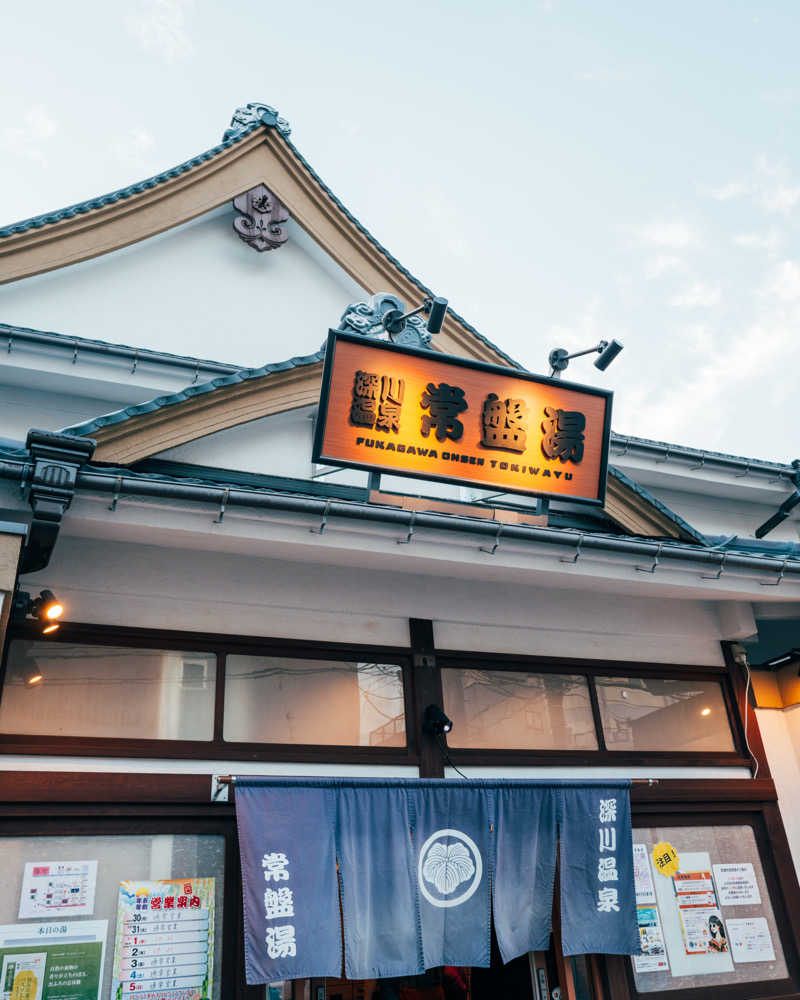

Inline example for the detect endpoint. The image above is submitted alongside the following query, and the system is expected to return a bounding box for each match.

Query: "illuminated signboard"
[313,331,613,505]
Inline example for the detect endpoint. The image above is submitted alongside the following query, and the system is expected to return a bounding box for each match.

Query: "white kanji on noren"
[598,827,616,853]
[266,923,296,959]
[262,852,290,882]
[597,887,620,913]
[264,886,295,920]
[598,857,619,882]
[598,798,617,824]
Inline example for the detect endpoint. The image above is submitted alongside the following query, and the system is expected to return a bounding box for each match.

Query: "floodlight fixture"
[13,588,64,635]
[548,339,624,378]
[423,704,453,736]
[754,460,800,539]
[382,297,449,340]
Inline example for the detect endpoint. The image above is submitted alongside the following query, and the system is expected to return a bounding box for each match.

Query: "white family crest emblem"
[417,829,483,908]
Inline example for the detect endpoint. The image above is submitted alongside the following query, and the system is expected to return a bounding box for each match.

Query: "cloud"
[111,127,156,169]
[126,0,193,63]
[669,282,721,308]
[754,156,800,214]
[0,105,57,165]
[709,181,748,201]
[637,220,699,250]
[762,260,800,302]
[644,255,684,279]
[733,231,779,251]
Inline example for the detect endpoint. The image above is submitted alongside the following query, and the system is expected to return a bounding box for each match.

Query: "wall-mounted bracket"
[19,430,95,574]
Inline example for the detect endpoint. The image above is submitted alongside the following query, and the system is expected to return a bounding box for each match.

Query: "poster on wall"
[651,851,734,977]
[727,917,776,963]
[19,862,98,920]
[673,870,728,957]
[633,906,669,973]
[712,863,761,906]
[0,919,107,1000]
[110,878,215,1000]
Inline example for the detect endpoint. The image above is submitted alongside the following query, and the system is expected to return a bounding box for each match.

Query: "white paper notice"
[633,844,656,905]
[18,860,98,919]
[728,918,776,963]
[713,863,761,906]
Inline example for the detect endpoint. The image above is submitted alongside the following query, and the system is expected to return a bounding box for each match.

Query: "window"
[631,824,787,994]
[0,832,225,1000]
[0,641,216,741]
[596,676,735,752]
[441,668,598,750]
[223,656,406,746]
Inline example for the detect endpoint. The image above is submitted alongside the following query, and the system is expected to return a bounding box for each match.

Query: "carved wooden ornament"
[232,184,289,252]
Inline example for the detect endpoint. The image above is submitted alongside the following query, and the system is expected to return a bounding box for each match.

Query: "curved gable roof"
[0,103,518,369]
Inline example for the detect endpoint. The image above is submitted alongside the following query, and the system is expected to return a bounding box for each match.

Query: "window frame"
[0,622,417,765]
[0,803,250,1000]
[436,649,749,768]
[0,624,751,770]
[604,803,800,1000]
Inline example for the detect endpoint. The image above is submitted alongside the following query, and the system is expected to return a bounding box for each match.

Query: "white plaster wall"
[0,209,366,369]
[638,484,800,543]
[755,706,800,881]
[0,383,130,440]
[25,535,727,664]
[157,406,316,479]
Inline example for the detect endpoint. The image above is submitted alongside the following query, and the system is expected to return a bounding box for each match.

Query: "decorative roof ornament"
[333,293,433,350]
[223,102,291,141]
[232,184,290,252]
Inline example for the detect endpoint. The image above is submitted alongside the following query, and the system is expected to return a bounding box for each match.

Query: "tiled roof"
[0,103,520,370]
[59,348,324,438]
[608,465,707,544]
[0,125,261,238]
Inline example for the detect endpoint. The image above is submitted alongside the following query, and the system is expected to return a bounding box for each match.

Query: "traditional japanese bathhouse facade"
[0,103,799,1000]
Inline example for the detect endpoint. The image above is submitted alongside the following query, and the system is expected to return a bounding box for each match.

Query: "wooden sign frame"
[312,331,613,506]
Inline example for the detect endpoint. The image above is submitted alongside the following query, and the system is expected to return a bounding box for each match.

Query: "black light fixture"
[382,297,449,340]
[13,589,64,635]
[548,339,624,378]
[757,649,800,671]
[754,460,800,539]
[423,704,453,736]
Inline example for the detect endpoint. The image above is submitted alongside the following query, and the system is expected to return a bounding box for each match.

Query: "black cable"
[437,732,469,779]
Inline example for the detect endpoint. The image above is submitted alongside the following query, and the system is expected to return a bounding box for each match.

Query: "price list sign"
[111,878,215,1000]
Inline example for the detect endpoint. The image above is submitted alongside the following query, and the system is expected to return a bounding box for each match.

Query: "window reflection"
[442,669,597,750]
[596,677,735,751]
[0,641,216,740]
[223,657,405,746]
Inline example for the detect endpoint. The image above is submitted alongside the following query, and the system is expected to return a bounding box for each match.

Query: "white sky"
[1,1,799,461]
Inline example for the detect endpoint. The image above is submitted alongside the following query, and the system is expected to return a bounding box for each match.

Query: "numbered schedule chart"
[111,879,215,1000]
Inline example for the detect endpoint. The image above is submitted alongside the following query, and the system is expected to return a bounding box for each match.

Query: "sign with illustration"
[110,879,214,1000]
[0,920,107,1000]
[18,862,98,920]
[313,332,613,504]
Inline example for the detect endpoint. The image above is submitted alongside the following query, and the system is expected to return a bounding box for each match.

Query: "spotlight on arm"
[422,704,453,736]
[548,339,624,378]
[14,589,64,635]
[382,297,449,340]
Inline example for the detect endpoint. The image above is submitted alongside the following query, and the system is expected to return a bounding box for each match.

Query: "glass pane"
[631,825,786,993]
[596,676,735,751]
[0,640,216,740]
[223,656,405,746]
[441,669,598,749]
[0,833,225,999]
